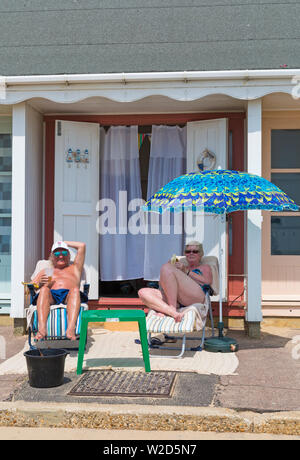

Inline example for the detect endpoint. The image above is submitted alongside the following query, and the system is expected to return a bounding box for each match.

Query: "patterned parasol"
[143,169,299,214]
[142,169,298,352]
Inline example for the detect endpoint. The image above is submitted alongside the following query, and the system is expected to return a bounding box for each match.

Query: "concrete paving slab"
[12,371,218,407]
[214,328,300,412]
[0,326,27,401]
[0,374,25,402]
[0,326,26,363]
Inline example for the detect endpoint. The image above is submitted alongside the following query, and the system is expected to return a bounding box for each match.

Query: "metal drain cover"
[69,370,176,397]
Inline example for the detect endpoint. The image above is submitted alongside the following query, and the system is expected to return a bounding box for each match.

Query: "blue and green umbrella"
[143,170,298,352]
[143,169,298,214]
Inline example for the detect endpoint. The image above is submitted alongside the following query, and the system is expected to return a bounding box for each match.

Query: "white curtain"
[99,126,145,280]
[143,125,187,280]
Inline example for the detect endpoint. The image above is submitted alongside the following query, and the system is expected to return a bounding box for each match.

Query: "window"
[0,117,12,311]
[271,130,300,256]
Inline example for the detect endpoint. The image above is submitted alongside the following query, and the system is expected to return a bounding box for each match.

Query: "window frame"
[270,129,300,256]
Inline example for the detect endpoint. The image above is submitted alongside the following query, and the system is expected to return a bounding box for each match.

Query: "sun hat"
[51,241,70,253]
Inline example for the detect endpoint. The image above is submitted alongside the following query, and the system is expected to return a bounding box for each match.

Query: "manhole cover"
[68,370,176,397]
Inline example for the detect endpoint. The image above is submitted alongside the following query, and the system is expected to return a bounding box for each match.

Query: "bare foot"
[155,312,166,318]
[173,311,185,323]
[35,329,46,340]
[66,327,76,341]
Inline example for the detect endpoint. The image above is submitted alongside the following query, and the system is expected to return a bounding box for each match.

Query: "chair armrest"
[207,286,214,296]
[27,284,38,304]
[83,284,90,297]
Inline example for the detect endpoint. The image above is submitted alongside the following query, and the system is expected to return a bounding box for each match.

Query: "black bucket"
[24,348,69,388]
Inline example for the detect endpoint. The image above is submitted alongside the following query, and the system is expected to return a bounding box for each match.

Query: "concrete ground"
[2,326,299,413]
[216,327,300,412]
[0,427,299,440]
[0,325,27,402]
[0,324,299,437]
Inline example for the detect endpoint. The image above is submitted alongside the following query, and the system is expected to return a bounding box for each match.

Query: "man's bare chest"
[53,266,77,281]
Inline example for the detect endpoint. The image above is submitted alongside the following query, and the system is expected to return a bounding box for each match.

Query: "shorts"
[32,288,88,306]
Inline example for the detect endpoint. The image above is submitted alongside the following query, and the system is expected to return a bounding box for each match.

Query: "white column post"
[11,103,26,318]
[246,99,263,331]
[10,103,43,320]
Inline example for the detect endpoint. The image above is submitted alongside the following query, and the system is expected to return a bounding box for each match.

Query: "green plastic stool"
[76,309,151,374]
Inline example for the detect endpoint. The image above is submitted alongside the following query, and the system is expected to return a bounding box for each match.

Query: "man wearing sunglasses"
[31,240,86,340]
[138,241,212,323]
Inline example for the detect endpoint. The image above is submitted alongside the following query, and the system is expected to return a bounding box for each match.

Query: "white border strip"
[3,69,300,85]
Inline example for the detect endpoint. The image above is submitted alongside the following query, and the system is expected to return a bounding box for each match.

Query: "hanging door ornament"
[66,148,90,167]
[66,148,73,167]
[197,148,216,171]
[83,149,89,168]
[75,149,81,167]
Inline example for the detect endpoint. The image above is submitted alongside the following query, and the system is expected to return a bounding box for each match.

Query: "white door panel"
[187,119,228,301]
[55,120,99,299]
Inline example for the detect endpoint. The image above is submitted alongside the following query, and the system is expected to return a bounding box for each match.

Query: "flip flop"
[134,337,164,346]
[150,337,164,346]
[163,335,177,344]
[134,337,177,346]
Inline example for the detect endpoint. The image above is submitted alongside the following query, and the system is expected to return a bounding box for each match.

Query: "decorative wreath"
[197,148,216,171]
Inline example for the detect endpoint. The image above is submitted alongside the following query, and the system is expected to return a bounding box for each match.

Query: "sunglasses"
[53,250,69,257]
[185,250,200,254]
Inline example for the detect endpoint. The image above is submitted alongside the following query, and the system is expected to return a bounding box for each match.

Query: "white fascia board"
[1,69,300,106]
[4,69,300,85]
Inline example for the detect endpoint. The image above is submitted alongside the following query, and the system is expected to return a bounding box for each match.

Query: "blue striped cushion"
[32,305,87,338]
[146,310,196,333]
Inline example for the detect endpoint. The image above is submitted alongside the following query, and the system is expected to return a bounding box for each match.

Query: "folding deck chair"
[25,260,89,350]
[146,255,218,358]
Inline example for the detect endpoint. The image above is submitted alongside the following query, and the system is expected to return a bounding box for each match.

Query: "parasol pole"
[219,222,223,324]
[204,212,238,351]
[218,214,224,336]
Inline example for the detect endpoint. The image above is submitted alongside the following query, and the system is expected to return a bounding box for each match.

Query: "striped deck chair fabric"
[146,309,196,334]
[32,304,88,338]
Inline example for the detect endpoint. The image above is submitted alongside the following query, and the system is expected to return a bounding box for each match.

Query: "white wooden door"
[55,120,99,299]
[186,119,228,301]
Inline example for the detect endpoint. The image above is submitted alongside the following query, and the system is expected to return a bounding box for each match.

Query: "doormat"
[68,370,177,397]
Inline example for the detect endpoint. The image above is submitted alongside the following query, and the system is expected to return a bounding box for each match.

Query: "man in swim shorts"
[31,241,86,340]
